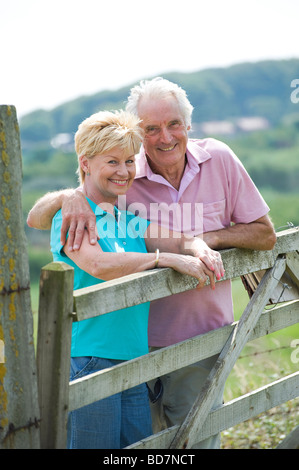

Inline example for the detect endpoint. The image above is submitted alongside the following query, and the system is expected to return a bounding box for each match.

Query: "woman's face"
[81,147,136,204]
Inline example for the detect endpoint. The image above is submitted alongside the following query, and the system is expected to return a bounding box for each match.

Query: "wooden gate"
[37,228,299,449]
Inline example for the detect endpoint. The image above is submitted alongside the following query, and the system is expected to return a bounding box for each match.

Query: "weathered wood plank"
[73,267,197,321]
[128,371,299,449]
[69,298,299,411]
[0,106,40,449]
[276,424,299,449]
[286,251,299,287]
[37,262,74,449]
[169,257,287,448]
[73,229,299,321]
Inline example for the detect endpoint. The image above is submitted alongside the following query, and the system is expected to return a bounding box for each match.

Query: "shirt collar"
[135,140,211,179]
[86,196,119,219]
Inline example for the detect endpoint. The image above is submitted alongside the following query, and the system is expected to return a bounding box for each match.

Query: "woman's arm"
[144,223,224,288]
[64,230,218,290]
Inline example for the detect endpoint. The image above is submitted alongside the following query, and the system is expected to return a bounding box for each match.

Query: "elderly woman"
[50,110,224,449]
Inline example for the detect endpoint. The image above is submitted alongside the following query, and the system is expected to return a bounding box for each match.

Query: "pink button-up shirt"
[122,138,270,347]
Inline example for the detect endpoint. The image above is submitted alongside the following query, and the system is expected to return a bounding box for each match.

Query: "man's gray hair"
[126,77,194,128]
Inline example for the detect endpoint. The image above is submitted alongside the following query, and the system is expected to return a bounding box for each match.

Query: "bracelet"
[154,249,159,268]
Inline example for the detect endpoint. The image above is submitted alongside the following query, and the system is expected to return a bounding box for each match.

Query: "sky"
[1,0,298,118]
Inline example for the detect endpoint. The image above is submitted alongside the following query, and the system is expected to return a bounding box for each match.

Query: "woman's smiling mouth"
[109,179,129,186]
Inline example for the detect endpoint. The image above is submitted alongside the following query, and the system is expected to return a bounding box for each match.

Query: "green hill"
[19,58,299,143]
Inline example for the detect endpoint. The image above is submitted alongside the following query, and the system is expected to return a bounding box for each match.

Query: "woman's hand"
[158,253,219,290]
[144,225,225,289]
[189,238,225,282]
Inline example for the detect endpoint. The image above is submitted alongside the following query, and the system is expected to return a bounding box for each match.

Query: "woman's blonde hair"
[75,110,143,184]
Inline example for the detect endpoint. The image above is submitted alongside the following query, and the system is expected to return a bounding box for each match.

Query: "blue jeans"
[67,356,152,449]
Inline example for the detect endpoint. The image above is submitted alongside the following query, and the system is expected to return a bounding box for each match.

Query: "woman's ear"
[80,155,89,175]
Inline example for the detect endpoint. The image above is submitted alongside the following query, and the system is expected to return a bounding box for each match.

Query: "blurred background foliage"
[19,58,299,284]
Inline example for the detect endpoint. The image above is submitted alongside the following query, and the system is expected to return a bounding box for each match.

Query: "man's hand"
[60,191,98,251]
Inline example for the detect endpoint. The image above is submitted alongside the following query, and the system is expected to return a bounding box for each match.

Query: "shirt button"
[123,241,127,245]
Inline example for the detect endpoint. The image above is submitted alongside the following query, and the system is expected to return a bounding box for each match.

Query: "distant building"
[198,121,236,136]
[50,133,74,151]
[190,116,270,138]
[236,117,269,132]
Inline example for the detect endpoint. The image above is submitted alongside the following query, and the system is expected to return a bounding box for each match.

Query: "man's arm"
[203,214,277,251]
[27,189,73,230]
[27,189,97,249]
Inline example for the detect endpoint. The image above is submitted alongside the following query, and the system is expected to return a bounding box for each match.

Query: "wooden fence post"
[37,262,74,449]
[0,105,40,449]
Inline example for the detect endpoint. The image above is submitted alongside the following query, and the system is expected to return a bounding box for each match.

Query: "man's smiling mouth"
[160,144,176,152]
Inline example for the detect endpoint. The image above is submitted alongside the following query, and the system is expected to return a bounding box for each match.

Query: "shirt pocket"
[203,198,227,232]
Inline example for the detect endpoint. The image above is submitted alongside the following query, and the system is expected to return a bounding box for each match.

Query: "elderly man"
[27,78,276,448]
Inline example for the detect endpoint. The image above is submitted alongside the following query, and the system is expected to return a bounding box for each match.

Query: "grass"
[221,399,299,449]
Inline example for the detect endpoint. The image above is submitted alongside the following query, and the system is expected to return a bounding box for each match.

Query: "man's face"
[138,95,190,173]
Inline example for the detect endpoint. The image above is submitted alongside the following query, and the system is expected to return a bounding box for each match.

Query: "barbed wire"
[239,344,291,360]
[275,221,296,232]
